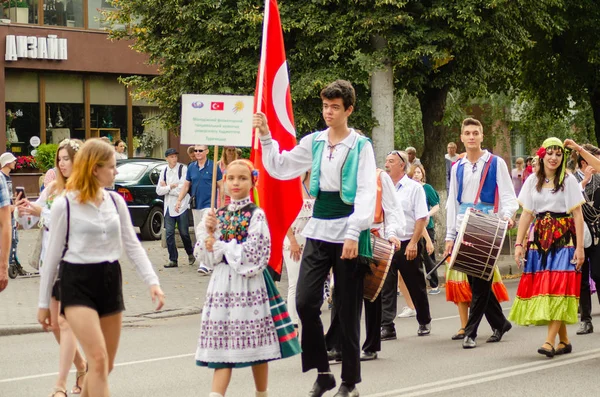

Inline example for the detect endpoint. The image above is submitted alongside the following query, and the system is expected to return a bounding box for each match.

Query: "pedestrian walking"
[37,139,165,397]
[0,164,11,292]
[175,144,223,275]
[17,139,87,396]
[156,148,195,268]
[445,142,459,190]
[511,157,525,196]
[194,159,300,397]
[0,152,21,269]
[405,146,421,168]
[511,137,585,357]
[254,80,377,397]
[114,139,127,160]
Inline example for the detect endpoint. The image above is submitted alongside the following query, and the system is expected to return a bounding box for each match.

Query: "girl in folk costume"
[17,139,87,396]
[194,159,300,397]
[217,146,239,207]
[510,138,585,357]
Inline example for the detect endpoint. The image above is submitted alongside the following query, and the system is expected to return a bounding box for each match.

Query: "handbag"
[28,227,44,270]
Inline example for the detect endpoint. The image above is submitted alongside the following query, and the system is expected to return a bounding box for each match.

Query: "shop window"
[90,105,126,142]
[3,0,37,24]
[43,0,83,28]
[88,0,125,30]
[6,103,40,155]
[45,73,84,143]
[133,106,165,158]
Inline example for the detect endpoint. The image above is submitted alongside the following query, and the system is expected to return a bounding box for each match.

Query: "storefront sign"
[5,34,68,61]
[180,94,254,147]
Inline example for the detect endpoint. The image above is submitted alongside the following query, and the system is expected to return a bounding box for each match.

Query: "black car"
[113,158,168,240]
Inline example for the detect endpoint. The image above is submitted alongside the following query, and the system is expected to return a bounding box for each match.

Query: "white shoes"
[397,306,417,318]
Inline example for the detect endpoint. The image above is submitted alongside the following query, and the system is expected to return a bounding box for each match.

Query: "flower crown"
[59,139,80,152]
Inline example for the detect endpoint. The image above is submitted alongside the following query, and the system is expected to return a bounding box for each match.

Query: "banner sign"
[180,94,254,147]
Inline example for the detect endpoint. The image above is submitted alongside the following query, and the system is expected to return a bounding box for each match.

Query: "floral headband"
[59,139,80,152]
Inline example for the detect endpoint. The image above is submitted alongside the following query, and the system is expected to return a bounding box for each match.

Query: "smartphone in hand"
[15,186,26,199]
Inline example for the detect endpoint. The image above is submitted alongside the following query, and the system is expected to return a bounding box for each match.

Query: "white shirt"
[156,163,189,217]
[375,171,406,239]
[38,190,160,308]
[115,152,128,160]
[260,129,376,243]
[393,175,429,241]
[518,174,585,214]
[446,150,518,241]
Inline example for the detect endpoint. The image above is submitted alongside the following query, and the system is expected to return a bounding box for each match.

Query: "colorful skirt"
[508,213,581,326]
[445,263,509,304]
[196,271,301,369]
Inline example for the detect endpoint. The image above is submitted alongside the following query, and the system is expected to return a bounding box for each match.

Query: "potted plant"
[3,0,28,24]
[14,155,39,173]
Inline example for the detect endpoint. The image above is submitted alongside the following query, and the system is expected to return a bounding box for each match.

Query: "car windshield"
[115,163,147,182]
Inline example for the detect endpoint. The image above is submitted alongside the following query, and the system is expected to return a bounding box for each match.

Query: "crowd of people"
[0,79,598,397]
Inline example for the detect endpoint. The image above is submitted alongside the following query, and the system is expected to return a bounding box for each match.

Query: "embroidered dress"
[194,197,300,368]
[445,263,509,304]
[509,175,585,326]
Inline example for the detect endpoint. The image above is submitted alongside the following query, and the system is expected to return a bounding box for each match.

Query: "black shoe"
[327,349,342,362]
[462,336,477,349]
[486,321,512,343]
[308,374,336,397]
[360,351,378,361]
[576,321,594,335]
[451,328,466,340]
[380,327,397,341]
[333,383,359,397]
[537,342,555,358]
[556,341,573,355]
[188,254,196,266]
[417,323,431,336]
[164,261,178,268]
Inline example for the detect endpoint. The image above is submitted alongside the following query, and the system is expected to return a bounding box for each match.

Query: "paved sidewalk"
[0,229,520,336]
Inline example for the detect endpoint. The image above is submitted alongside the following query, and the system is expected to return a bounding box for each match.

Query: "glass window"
[3,0,37,24]
[90,105,126,142]
[133,106,166,158]
[6,103,40,155]
[45,104,85,143]
[44,0,83,28]
[115,163,146,182]
[88,0,125,30]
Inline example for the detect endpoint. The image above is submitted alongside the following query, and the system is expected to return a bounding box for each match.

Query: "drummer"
[380,150,433,340]
[443,117,518,349]
[325,168,405,362]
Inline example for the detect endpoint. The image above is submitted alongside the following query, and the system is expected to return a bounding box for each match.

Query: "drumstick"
[426,254,451,280]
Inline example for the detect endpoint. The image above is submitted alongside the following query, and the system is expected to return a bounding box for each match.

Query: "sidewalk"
[0,229,521,336]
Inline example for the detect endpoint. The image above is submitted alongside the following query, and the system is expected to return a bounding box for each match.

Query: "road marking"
[431,306,511,323]
[364,348,600,397]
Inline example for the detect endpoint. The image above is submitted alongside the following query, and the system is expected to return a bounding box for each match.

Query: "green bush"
[34,144,58,173]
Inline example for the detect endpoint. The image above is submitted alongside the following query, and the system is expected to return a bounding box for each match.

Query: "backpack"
[163,164,183,182]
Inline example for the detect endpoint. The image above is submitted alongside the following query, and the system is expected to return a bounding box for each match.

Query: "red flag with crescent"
[251,0,302,277]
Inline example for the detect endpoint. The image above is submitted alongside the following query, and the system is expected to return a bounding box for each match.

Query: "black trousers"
[464,275,506,339]
[296,238,363,384]
[579,244,600,323]
[422,228,439,288]
[381,240,431,330]
[326,294,382,354]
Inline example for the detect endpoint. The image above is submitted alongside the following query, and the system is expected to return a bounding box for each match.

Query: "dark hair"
[114,139,124,147]
[577,144,600,169]
[461,118,483,133]
[320,80,355,110]
[535,145,565,193]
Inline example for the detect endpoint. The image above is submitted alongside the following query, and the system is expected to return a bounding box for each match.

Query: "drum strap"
[474,156,499,213]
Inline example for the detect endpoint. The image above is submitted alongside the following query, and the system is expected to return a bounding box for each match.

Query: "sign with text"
[180,94,254,147]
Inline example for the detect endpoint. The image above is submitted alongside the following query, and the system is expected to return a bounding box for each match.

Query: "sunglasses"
[194,149,206,153]
[388,150,406,162]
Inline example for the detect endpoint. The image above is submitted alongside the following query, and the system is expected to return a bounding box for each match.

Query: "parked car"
[112,158,168,240]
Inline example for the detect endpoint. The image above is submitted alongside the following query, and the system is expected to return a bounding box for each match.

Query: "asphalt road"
[2,279,600,396]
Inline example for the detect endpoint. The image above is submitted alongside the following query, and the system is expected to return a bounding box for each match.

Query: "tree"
[519,1,600,145]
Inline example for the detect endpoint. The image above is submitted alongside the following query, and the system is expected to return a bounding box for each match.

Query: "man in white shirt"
[253,80,376,397]
[380,150,432,340]
[405,146,421,169]
[444,118,518,349]
[157,148,194,268]
[445,142,459,190]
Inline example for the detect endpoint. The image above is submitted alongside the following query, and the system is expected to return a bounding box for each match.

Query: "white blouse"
[518,173,585,214]
[38,190,160,308]
[259,129,377,243]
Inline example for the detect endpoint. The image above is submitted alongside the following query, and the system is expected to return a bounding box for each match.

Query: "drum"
[449,208,508,281]
[364,234,394,302]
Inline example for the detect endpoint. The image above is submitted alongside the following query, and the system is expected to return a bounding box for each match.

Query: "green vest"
[309,131,371,204]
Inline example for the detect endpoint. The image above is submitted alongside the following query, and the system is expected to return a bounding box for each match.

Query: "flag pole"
[253,0,270,150]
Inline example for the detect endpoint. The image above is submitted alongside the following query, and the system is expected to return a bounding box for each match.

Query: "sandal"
[537,342,555,358]
[451,328,466,340]
[71,364,87,394]
[556,341,573,355]
[50,388,68,397]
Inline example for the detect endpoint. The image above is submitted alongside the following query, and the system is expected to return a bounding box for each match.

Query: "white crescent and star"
[272,61,296,137]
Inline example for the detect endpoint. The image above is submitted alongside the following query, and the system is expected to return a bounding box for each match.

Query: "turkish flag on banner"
[251,0,303,277]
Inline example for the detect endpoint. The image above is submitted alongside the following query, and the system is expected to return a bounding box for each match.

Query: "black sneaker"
[188,254,196,266]
[381,327,397,341]
[164,261,178,268]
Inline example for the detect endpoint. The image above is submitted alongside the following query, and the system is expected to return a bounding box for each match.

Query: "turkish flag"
[251,0,302,277]
[210,102,224,111]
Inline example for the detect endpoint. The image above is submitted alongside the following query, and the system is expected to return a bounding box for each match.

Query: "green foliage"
[34,144,58,173]
[2,0,28,8]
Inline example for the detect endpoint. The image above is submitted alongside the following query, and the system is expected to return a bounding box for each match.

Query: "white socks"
[209,393,224,397]
[256,391,268,397]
